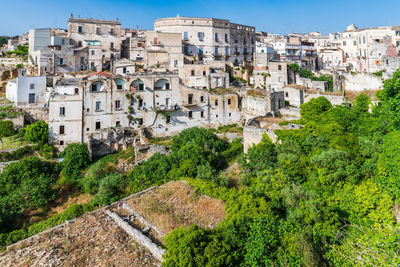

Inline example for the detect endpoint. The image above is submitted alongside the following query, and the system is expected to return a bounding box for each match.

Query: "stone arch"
[90,81,104,92]
[130,79,144,91]
[154,79,170,90]
[114,78,126,90]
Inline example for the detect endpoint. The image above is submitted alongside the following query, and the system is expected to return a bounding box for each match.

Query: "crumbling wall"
[342,73,383,92]
[105,210,166,261]
[243,126,277,153]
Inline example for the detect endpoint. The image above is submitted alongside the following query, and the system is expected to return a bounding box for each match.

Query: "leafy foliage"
[24,120,48,145]
[0,120,14,141]
[59,143,90,186]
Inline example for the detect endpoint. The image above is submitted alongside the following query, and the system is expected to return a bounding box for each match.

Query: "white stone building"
[6,70,49,108]
[154,16,256,65]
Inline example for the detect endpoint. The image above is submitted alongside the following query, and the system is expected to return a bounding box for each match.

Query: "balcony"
[181,100,199,107]
[158,104,180,111]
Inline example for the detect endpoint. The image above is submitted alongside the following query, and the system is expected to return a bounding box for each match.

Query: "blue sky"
[1,0,400,36]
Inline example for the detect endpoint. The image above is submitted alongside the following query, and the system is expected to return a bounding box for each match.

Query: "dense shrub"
[58,143,90,186]
[24,120,48,144]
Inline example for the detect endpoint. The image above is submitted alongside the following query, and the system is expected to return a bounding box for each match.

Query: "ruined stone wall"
[243,126,277,153]
[304,92,349,106]
[342,72,383,92]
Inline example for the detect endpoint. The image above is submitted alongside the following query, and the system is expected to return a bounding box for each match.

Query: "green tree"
[24,120,48,145]
[93,173,126,205]
[0,157,55,232]
[377,130,400,199]
[59,143,90,186]
[0,120,14,149]
[354,94,371,113]
[239,134,277,181]
[300,97,332,121]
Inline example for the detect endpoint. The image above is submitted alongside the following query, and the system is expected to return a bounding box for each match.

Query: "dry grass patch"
[127,181,226,235]
[0,210,159,267]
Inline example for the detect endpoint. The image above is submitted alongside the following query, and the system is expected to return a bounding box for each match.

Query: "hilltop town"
[1,14,400,266]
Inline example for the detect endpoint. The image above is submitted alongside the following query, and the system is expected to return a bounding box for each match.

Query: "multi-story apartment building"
[154,16,256,65]
[330,24,400,73]
[67,14,122,70]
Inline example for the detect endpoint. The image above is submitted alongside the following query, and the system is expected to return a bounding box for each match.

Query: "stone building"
[68,14,122,70]
[330,24,400,74]
[6,70,49,108]
[252,61,288,90]
[154,16,256,65]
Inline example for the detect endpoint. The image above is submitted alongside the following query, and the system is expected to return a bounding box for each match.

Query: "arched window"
[130,79,144,91]
[90,81,103,92]
[114,78,125,90]
[154,79,170,90]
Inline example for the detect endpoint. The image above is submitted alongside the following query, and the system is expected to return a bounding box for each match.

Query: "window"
[75,88,79,94]
[59,125,65,135]
[96,28,101,35]
[30,83,35,89]
[198,32,205,41]
[215,33,219,42]
[61,39,65,45]
[184,46,189,55]
[174,60,178,67]
[228,99,231,105]
[110,28,114,35]
[363,36,366,44]
[188,94,193,104]
[353,40,357,46]
[278,65,282,70]
[138,99,143,107]
[59,141,64,146]
[91,50,95,55]
[225,47,229,56]
[183,32,188,41]
[115,100,121,109]
[117,84,123,90]
[166,115,171,123]
[225,34,228,42]
[203,71,206,76]
[59,58,64,65]
[78,41,82,47]
[397,41,400,47]
[95,101,101,111]
[110,42,114,49]
[201,111,204,118]
[165,83,170,90]
[91,83,98,92]
[188,111,193,119]
[215,47,219,56]
[215,100,218,106]
[138,118,143,125]
[60,107,65,116]
[229,113,231,117]
[285,92,289,97]
[116,121,121,127]
[28,93,35,103]
[138,83,144,91]
[191,70,195,76]
[96,121,101,130]
[78,26,83,33]
[123,67,127,73]
[200,96,204,102]
[396,31,400,36]
[343,41,346,46]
